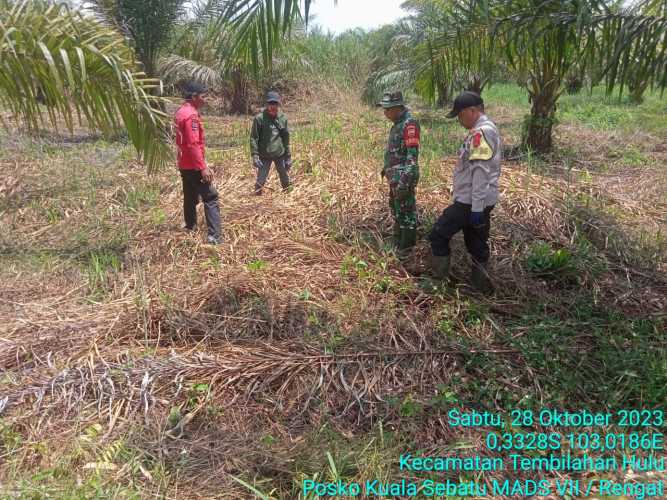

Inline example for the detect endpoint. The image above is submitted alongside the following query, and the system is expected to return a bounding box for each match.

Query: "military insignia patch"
[403,123,420,147]
[191,121,199,131]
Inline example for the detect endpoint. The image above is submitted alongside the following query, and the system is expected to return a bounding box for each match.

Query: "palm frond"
[0,0,171,171]
[159,55,222,88]
[84,0,188,76]
[362,67,416,106]
[216,0,312,75]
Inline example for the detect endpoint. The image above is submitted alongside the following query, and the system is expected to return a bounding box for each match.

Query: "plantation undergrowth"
[1,84,665,498]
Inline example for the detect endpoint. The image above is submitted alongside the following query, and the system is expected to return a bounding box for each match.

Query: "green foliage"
[87,0,187,77]
[292,28,375,88]
[44,206,63,224]
[525,235,607,284]
[507,302,667,407]
[399,395,424,417]
[363,0,667,152]
[525,241,573,275]
[428,384,459,408]
[246,259,268,272]
[85,248,122,295]
[0,0,171,171]
[0,421,23,454]
[123,185,160,210]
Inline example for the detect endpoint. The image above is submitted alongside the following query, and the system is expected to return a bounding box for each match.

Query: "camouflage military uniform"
[380,92,420,250]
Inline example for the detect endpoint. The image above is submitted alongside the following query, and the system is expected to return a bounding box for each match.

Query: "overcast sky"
[308,0,407,34]
[66,0,407,35]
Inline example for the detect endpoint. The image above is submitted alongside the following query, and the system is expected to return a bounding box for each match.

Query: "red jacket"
[175,101,206,170]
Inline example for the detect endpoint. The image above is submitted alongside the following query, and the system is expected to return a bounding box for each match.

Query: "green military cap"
[378,91,406,109]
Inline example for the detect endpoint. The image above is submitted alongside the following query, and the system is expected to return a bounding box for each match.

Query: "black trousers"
[180,169,221,239]
[429,201,494,263]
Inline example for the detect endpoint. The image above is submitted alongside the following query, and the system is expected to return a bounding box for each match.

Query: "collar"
[184,100,198,109]
[264,109,279,119]
[472,114,488,129]
[394,108,409,124]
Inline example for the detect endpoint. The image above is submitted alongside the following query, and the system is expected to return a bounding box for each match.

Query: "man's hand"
[380,169,386,179]
[201,167,214,184]
[284,155,293,171]
[470,211,485,228]
[252,156,263,170]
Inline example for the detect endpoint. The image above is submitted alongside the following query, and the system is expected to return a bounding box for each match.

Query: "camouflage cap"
[378,91,406,109]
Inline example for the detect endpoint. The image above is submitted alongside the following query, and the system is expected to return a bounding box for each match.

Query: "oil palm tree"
[0,0,171,171]
[415,0,667,153]
[85,0,188,78]
[159,0,321,113]
[595,0,667,103]
[363,0,499,108]
[494,0,667,152]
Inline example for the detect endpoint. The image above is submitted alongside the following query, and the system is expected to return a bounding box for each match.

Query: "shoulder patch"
[469,129,493,161]
[403,122,420,148]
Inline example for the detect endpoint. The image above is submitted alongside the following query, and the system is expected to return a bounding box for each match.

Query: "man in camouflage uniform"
[429,91,502,293]
[379,91,421,254]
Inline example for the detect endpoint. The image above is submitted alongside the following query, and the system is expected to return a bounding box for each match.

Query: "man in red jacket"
[174,81,222,244]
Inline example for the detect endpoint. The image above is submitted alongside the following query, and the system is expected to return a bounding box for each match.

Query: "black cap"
[266,91,281,104]
[183,81,208,99]
[446,91,484,118]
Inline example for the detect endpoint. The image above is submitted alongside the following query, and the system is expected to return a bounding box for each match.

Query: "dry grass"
[1,86,666,497]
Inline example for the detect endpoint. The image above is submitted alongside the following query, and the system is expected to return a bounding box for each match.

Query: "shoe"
[253,188,263,196]
[471,261,493,294]
[430,254,450,281]
[206,235,222,245]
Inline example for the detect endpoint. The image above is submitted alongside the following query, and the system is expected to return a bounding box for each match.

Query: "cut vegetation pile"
[1,85,666,497]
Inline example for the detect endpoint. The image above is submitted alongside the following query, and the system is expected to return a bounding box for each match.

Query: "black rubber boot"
[471,261,493,294]
[430,254,451,281]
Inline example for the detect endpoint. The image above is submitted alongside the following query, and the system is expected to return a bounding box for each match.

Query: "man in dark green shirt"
[250,91,292,194]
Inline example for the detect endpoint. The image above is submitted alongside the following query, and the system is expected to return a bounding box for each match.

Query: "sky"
[308,0,407,34]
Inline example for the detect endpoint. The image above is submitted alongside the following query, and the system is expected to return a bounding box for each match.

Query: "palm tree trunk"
[465,76,484,96]
[628,79,648,104]
[524,86,559,154]
[229,69,251,114]
[436,80,450,107]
